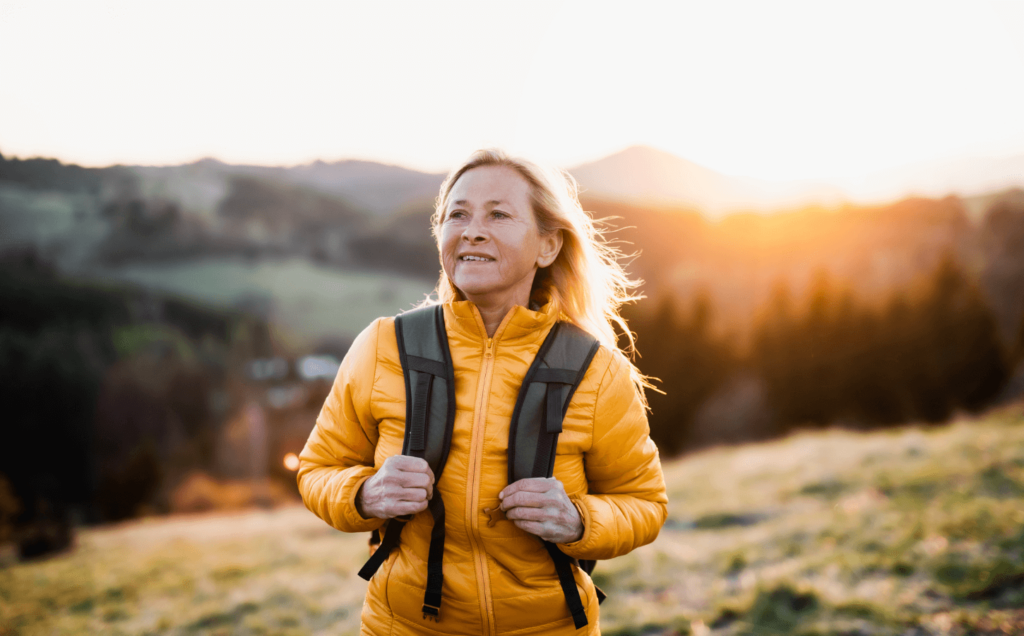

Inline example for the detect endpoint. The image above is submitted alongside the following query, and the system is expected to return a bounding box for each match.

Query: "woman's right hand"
[356,455,435,519]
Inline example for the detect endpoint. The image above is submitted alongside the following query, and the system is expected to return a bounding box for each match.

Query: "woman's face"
[439,165,561,310]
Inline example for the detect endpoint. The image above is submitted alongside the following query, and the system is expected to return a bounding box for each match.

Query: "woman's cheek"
[439,247,454,277]
[439,231,459,275]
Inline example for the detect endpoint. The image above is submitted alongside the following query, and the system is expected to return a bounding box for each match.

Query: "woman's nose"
[462,217,488,243]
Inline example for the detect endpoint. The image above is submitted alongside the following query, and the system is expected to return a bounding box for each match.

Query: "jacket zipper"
[467,335,496,635]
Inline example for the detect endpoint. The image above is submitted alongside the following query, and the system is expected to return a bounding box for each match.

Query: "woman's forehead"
[448,165,531,208]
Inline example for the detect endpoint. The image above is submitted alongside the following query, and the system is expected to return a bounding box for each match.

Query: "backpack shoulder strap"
[507,321,601,630]
[359,305,455,621]
[394,304,456,478]
[508,321,601,483]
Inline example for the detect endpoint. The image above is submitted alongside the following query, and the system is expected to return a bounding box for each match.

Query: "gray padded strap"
[394,305,456,479]
[390,305,457,619]
[507,322,601,483]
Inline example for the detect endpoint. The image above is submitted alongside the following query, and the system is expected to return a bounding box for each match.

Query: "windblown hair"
[428,149,651,407]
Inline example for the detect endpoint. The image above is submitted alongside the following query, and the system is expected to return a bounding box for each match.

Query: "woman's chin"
[457,289,497,306]
[451,278,498,300]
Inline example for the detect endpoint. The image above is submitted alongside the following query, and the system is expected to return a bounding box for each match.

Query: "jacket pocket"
[363,544,398,627]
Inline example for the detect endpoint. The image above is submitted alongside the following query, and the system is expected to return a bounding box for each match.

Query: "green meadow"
[2,406,1023,635]
[95,258,435,348]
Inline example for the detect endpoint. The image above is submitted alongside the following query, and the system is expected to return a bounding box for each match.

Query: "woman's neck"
[464,290,531,339]
[475,302,514,339]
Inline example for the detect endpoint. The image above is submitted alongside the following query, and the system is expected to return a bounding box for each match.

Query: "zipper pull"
[484,338,493,358]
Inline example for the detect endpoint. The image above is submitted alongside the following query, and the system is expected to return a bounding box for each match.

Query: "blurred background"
[2,1,1024,634]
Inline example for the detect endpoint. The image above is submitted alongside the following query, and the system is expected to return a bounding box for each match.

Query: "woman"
[298,149,668,635]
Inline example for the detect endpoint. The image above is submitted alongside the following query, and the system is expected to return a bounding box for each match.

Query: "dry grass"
[599,404,1024,635]
[0,507,370,635]
[2,404,1023,635]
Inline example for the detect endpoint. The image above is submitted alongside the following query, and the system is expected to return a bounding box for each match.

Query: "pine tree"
[627,291,736,455]
[752,281,801,430]
[903,255,1008,419]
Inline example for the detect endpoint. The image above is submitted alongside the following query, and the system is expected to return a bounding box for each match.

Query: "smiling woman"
[298,149,667,635]
[439,165,562,337]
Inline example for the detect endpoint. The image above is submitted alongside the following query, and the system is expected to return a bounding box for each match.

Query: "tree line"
[628,255,1020,457]
[0,259,255,556]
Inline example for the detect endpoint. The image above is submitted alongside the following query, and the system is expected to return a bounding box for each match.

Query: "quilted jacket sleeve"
[297,318,387,534]
[558,350,668,560]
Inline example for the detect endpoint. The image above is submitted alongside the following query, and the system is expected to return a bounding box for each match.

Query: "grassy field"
[0,184,108,270]
[94,258,435,348]
[2,405,1023,635]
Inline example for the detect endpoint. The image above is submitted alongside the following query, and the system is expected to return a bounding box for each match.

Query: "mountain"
[124,158,444,219]
[851,153,1024,213]
[568,146,849,217]
[0,153,441,274]
[237,160,445,216]
[568,145,1024,218]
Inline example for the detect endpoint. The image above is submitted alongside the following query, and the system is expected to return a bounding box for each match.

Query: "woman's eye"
[448,210,467,220]
[491,210,509,219]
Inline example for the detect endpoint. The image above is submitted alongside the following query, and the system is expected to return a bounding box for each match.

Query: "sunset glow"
[1,0,1023,195]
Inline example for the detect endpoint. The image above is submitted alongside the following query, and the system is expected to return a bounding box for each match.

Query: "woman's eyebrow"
[452,199,508,207]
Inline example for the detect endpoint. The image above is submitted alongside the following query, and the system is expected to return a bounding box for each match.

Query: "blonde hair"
[428,149,652,407]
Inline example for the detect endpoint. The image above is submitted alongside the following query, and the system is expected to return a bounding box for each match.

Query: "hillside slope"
[1,407,1022,635]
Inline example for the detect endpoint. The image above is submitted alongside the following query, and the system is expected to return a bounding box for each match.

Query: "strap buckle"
[422,603,440,621]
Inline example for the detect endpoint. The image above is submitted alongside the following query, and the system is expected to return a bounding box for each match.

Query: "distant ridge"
[568,145,1024,217]
[4,144,1023,218]
[853,153,1024,204]
[568,145,848,217]
[227,159,445,216]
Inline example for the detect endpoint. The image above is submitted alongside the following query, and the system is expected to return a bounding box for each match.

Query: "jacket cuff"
[557,494,592,554]
[340,470,387,532]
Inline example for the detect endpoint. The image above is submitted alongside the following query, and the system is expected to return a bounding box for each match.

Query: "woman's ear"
[536,229,563,269]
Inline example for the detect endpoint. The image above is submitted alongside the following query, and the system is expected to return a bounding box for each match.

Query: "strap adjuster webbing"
[358,519,405,581]
[422,494,446,619]
[544,541,589,629]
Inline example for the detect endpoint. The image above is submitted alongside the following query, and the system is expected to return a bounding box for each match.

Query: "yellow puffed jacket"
[298,300,668,636]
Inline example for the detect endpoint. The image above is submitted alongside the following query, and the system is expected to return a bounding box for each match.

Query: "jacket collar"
[444,298,559,345]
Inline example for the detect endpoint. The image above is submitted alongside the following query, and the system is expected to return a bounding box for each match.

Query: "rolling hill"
[2,405,1022,635]
[3,147,1024,347]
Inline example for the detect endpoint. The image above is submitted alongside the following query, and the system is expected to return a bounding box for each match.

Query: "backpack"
[356,304,604,629]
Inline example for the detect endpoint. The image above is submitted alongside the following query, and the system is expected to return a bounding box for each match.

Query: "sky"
[2,0,1023,189]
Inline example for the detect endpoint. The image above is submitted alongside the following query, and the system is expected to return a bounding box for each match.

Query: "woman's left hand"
[499,477,583,544]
